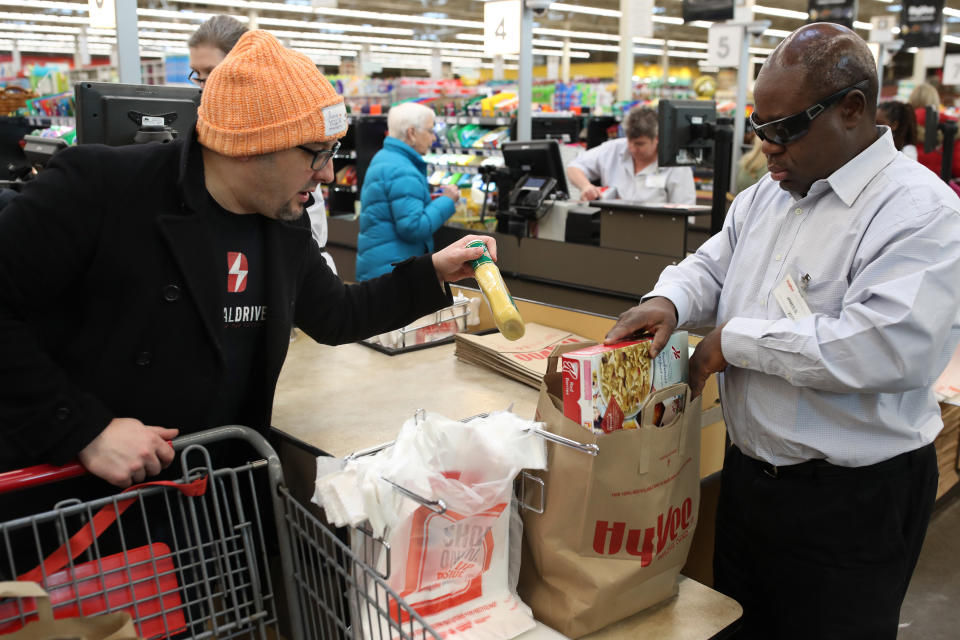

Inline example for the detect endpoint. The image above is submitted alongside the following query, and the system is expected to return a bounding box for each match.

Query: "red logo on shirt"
[227,252,248,293]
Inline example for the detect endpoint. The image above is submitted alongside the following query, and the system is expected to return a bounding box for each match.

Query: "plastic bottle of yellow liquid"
[466,240,525,340]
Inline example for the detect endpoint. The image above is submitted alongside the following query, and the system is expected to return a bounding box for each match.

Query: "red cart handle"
[0,462,87,494]
[0,441,176,495]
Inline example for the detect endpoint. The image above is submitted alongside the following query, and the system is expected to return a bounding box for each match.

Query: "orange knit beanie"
[196,30,347,156]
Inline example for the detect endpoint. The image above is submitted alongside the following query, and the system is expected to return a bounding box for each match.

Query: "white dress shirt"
[648,128,960,467]
[568,138,696,204]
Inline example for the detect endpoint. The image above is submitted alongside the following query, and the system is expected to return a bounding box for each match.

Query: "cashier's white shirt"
[568,138,697,204]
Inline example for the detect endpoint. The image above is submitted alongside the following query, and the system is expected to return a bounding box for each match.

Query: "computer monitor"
[657,100,717,167]
[501,139,569,198]
[509,116,582,144]
[75,82,201,146]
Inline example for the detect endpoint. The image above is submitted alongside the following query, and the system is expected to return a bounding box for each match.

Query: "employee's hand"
[432,234,497,283]
[689,323,728,399]
[442,184,460,201]
[579,185,602,202]
[78,418,179,488]
[604,297,678,358]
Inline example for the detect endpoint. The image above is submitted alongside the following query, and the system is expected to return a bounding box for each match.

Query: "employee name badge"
[773,274,812,320]
[646,173,667,189]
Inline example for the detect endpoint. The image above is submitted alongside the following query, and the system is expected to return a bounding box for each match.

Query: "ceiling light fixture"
[548,3,622,18]
[254,16,414,36]
[752,6,808,20]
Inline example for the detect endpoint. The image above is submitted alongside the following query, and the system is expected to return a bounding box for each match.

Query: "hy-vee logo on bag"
[591,497,694,565]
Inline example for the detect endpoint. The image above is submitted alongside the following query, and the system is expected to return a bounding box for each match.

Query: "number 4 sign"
[945,55,960,88]
[707,24,742,68]
[484,0,521,57]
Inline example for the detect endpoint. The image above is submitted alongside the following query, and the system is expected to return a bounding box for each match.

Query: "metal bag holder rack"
[342,409,599,579]
[360,299,474,355]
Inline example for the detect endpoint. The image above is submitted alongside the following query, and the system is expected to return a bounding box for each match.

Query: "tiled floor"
[899,487,960,638]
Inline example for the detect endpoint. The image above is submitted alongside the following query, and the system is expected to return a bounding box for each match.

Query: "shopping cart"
[0,426,441,640]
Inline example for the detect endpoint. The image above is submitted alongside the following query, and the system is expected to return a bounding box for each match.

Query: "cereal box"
[561,331,688,433]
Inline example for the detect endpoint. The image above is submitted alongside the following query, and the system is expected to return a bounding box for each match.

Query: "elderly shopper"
[356,102,460,281]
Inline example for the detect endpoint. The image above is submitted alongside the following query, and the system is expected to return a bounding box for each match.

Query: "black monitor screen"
[657,100,716,167]
[502,139,569,198]
[509,116,582,144]
[532,116,581,143]
[75,82,201,146]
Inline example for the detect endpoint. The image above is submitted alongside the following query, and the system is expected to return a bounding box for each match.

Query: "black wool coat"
[0,133,450,468]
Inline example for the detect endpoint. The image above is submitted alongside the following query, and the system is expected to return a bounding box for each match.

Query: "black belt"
[736,443,934,479]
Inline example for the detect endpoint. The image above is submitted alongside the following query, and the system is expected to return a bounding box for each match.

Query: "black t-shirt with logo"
[203,195,267,426]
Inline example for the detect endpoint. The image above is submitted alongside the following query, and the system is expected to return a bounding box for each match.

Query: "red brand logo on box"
[562,360,581,426]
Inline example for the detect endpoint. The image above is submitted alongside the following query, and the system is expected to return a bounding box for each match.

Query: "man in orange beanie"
[0,30,495,488]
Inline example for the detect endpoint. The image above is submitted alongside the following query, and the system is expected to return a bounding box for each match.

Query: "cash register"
[486,139,570,237]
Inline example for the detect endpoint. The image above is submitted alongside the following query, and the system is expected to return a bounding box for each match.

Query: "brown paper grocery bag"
[518,343,701,638]
[0,582,141,640]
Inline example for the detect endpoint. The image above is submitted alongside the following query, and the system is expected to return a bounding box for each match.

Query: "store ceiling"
[2,0,960,72]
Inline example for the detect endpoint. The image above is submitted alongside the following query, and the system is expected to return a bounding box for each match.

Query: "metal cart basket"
[0,426,441,640]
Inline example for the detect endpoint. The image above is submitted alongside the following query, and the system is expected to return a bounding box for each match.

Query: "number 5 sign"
[484,0,521,56]
[707,24,742,68]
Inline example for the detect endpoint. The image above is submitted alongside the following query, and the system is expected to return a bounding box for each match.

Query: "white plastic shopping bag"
[314,410,546,639]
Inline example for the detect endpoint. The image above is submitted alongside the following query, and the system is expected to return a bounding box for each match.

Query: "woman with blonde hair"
[910,82,960,178]
[908,82,940,111]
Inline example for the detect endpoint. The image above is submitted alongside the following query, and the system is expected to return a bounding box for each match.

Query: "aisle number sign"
[869,15,896,44]
[88,0,116,29]
[484,0,521,57]
[944,55,960,87]
[707,24,741,68]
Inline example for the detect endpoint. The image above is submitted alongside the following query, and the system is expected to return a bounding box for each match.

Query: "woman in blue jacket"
[356,102,460,280]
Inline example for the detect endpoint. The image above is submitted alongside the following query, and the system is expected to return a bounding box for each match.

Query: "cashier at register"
[566,106,696,204]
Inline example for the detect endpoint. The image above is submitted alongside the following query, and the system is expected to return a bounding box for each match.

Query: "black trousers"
[714,442,938,640]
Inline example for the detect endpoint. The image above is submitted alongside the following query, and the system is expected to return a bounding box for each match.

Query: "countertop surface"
[272,333,540,457]
[515,576,741,639]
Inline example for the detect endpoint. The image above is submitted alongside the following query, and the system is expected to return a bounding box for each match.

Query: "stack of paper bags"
[454,322,591,388]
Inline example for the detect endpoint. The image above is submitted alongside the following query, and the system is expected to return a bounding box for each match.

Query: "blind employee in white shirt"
[566,106,696,204]
[605,23,960,640]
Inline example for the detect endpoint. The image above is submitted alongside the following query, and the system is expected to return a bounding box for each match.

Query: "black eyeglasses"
[297,141,341,171]
[750,79,871,146]
[187,70,208,87]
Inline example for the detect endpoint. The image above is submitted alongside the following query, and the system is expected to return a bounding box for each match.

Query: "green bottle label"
[466,239,493,270]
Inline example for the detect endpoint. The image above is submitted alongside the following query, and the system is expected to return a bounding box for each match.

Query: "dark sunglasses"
[750,79,871,146]
[297,140,341,171]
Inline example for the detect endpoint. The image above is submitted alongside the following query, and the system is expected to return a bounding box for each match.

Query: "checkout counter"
[271,290,741,640]
[328,195,710,319]
[329,134,712,317]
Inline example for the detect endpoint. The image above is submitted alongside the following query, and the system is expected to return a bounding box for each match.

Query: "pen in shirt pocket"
[799,271,812,294]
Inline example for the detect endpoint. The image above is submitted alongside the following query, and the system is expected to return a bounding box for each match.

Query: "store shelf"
[333,150,357,160]
[433,146,499,156]
[25,116,74,127]
[427,163,480,175]
[330,184,358,193]
[437,115,511,127]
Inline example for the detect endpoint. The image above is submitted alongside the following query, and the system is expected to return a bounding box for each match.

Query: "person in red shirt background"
[911,82,960,180]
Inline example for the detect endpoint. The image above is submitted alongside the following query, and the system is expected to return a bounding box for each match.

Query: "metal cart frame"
[0,426,441,640]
